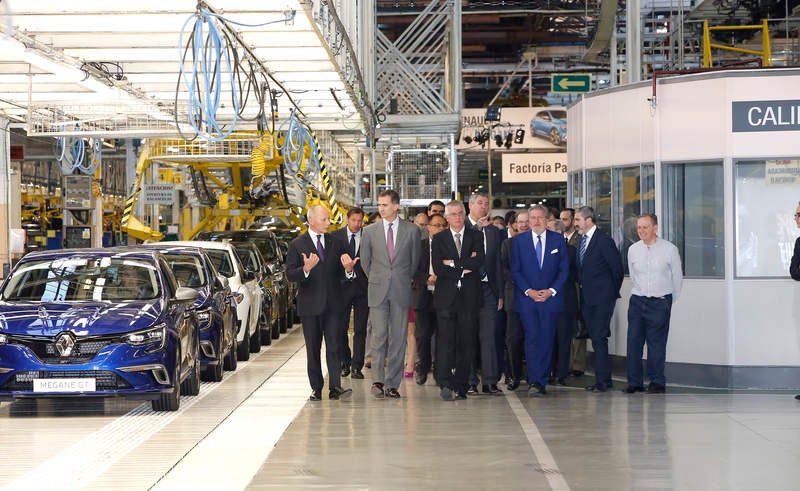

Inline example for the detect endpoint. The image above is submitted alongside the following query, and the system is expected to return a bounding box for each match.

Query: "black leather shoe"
[351,368,364,379]
[384,388,401,398]
[528,382,546,397]
[585,383,608,392]
[570,370,585,377]
[440,387,454,401]
[467,384,479,395]
[795,394,800,400]
[415,372,428,386]
[455,390,467,400]
[557,378,567,386]
[623,385,646,394]
[309,389,322,401]
[506,379,519,391]
[341,366,351,378]
[371,382,385,399]
[329,387,353,401]
[647,382,666,394]
[482,384,502,395]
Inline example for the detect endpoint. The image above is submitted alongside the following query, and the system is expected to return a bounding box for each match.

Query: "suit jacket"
[791,237,800,281]
[412,238,435,310]
[330,227,367,296]
[285,232,349,316]
[500,238,515,312]
[566,230,580,248]
[466,219,504,300]
[431,227,485,310]
[576,229,623,307]
[510,229,569,314]
[360,218,421,308]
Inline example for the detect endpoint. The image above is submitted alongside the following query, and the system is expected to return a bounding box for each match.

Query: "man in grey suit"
[360,189,421,398]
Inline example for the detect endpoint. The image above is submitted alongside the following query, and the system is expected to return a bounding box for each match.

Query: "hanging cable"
[277,109,320,187]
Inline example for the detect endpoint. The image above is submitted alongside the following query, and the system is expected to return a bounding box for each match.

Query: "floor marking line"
[505,390,571,491]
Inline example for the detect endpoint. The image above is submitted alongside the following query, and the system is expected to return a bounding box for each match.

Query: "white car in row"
[169,241,263,360]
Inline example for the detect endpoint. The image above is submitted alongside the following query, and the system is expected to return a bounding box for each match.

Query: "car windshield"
[0,257,160,302]
[165,254,206,288]
[549,111,567,120]
[234,246,260,273]
[205,249,235,278]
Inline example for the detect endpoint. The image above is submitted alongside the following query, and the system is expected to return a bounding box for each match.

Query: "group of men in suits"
[287,191,682,402]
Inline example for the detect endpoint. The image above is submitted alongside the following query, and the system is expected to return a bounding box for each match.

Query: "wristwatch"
[449,260,455,268]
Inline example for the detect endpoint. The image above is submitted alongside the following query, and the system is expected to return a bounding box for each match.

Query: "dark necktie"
[535,234,543,267]
[387,223,395,262]
[349,233,357,257]
[316,234,325,262]
[578,234,587,266]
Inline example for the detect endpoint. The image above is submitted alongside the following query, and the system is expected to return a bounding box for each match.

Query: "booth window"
[587,169,611,234]
[612,164,655,274]
[568,171,584,207]
[662,162,724,278]
[735,160,800,278]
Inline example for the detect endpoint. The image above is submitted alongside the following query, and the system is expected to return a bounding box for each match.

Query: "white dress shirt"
[628,237,683,302]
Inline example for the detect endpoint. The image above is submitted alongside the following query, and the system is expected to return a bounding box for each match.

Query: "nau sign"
[502,153,567,183]
[732,99,800,132]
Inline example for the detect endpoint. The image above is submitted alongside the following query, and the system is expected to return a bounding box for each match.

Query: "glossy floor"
[1,327,798,490]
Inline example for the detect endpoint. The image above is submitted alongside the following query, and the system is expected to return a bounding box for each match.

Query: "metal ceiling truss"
[376,0,459,116]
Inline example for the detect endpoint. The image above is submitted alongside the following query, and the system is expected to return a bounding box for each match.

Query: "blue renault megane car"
[0,248,200,411]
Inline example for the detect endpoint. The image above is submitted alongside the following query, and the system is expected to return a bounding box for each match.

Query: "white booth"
[567,68,800,388]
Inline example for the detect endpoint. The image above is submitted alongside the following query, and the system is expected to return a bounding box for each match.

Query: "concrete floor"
[0,327,798,490]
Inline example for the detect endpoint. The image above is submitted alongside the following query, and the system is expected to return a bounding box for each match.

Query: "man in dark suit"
[286,205,359,401]
[574,206,624,392]
[511,204,569,397]
[562,208,586,377]
[501,210,528,390]
[360,189,420,399]
[790,202,800,400]
[331,207,368,380]
[432,201,484,400]
[465,192,504,395]
[412,213,447,385]
[550,219,578,386]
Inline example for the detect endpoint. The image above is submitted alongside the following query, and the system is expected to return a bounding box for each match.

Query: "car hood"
[0,301,164,337]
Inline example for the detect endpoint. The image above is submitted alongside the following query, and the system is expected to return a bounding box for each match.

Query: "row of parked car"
[0,227,297,412]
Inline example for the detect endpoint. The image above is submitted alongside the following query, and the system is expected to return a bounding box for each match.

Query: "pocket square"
[550,249,558,254]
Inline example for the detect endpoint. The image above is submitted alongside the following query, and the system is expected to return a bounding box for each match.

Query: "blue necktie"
[316,234,325,261]
[535,234,543,268]
[578,234,587,266]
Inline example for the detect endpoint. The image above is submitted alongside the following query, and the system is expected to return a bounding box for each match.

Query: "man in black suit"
[790,202,800,400]
[432,201,484,400]
[331,207,369,380]
[466,192,504,395]
[286,205,359,401]
[574,206,623,392]
[412,213,447,385]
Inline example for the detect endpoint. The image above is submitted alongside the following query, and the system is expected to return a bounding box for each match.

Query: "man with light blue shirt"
[624,213,683,395]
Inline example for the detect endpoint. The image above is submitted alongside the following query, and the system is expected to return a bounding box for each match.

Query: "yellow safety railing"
[702,19,772,68]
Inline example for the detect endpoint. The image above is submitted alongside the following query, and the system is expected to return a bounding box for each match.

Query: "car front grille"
[12,335,117,365]
[3,370,131,391]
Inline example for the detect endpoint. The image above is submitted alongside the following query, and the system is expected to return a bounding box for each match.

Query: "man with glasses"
[413,213,447,385]
[791,203,800,400]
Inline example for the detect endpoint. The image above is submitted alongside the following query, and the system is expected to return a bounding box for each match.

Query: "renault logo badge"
[54,332,76,357]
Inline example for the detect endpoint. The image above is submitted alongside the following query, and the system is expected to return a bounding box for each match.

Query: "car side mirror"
[174,286,199,304]
[216,274,229,290]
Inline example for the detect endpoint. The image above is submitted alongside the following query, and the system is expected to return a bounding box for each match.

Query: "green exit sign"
[551,73,591,93]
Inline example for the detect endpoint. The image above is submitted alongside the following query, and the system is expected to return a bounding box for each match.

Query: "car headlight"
[0,333,7,345]
[196,308,212,330]
[122,324,167,352]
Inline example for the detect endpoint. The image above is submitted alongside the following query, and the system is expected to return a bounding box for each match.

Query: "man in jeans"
[623,213,683,394]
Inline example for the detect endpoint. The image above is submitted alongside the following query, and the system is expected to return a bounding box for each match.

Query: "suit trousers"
[369,299,409,390]
[570,338,587,372]
[519,309,557,387]
[583,301,615,387]
[469,283,499,386]
[339,293,369,370]
[436,294,478,392]
[495,309,508,378]
[506,310,525,382]
[626,294,673,387]
[413,306,438,376]
[552,307,575,380]
[301,313,341,391]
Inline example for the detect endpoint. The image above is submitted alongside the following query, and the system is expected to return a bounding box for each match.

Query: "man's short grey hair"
[444,200,465,217]
[306,204,326,222]
[551,219,567,233]
[577,206,595,222]
[469,191,488,204]
[529,204,548,215]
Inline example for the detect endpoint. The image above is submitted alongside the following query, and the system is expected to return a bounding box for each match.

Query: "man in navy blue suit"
[574,206,623,392]
[510,204,569,397]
